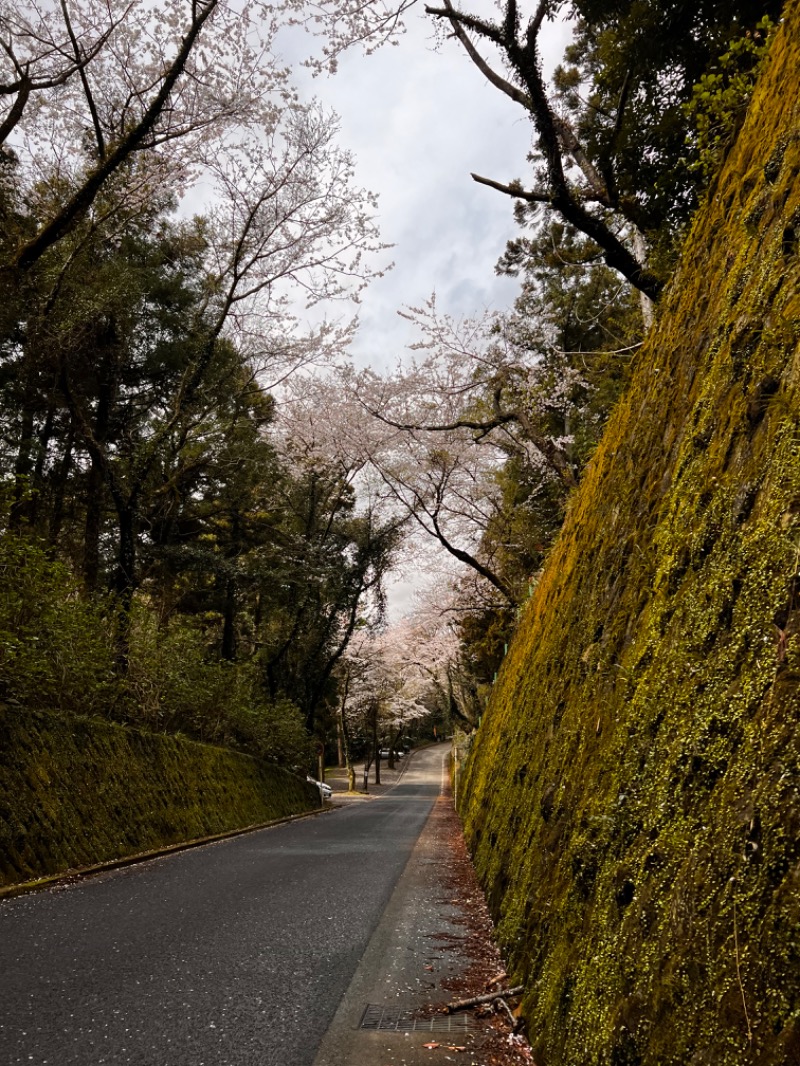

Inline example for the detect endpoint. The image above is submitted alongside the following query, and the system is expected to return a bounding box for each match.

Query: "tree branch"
[0,74,30,145]
[471,172,551,203]
[14,0,219,271]
[552,114,610,204]
[0,14,122,144]
[527,0,549,44]
[60,0,106,160]
[426,0,530,109]
[425,1,504,48]
[427,0,663,301]
[429,509,514,603]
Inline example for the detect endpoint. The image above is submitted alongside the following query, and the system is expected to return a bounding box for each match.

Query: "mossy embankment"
[459,9,800,1066]
[0,705,319,888]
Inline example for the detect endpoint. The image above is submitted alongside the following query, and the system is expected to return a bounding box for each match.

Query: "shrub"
[0,533,116,714]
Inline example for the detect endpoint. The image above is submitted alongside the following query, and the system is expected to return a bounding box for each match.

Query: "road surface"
[0,747,447,1066]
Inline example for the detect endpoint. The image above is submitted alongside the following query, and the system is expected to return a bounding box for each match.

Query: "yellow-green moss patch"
[0,705,318,887]
[460,8,800,1065]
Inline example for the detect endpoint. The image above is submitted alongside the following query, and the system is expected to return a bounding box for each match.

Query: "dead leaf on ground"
[423,1042,441,1050]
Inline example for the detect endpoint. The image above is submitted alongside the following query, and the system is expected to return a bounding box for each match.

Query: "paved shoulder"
[314,783,509,1066]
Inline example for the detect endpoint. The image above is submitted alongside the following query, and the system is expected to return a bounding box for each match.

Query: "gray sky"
[290,6,573,367]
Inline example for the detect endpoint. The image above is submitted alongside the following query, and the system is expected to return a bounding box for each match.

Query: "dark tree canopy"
[558,0,784,239]
[425,0,782,297]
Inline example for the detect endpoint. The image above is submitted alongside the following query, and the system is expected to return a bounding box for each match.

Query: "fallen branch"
[494,995,521,1032]
[446,986,524,1013]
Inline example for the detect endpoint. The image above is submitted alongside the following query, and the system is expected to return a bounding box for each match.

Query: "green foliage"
[685,16,775,184]
[125,611,313,765]
[460,10,800,1064]
[0,531,116,714]
[0,530,315,768]
[0,192,396,756]
[558,0,783,243]
[226,698,313,767]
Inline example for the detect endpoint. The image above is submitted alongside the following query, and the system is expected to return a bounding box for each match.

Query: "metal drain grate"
[360,1005,479,1032]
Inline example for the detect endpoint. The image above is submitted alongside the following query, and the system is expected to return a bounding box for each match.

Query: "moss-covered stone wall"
[0,705,319,888]
[459,9,800,1065]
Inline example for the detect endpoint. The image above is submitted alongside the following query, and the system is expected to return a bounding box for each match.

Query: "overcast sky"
[285,6,574,617]
[289,6,573,366]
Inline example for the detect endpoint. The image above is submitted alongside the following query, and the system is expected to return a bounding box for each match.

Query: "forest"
[0,0,781,780]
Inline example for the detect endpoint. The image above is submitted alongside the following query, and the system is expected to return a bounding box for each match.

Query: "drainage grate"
[360,1005,479,1032]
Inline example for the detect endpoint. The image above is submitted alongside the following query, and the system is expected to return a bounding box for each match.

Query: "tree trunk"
[83,457,104,592]
[340,713,356,791]
[337,714,345,767]
[111,499,137,673]
[48,426,74,545]
[221,575,237,661]
[337,668,356,790]
[83,345,116,592]
[9,404,35,532]
[30,395,56,530]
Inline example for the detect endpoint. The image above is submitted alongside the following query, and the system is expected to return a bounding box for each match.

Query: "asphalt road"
[0,747,446,1066]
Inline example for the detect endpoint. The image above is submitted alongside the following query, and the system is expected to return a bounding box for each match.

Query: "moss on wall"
[459,9,800,1065]
[0,705,319,887]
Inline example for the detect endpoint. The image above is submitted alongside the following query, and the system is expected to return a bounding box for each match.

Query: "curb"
[0,803,333,902]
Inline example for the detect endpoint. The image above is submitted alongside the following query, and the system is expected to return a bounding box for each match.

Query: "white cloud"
[281,8,572,366]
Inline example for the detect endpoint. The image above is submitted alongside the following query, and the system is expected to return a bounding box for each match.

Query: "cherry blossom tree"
[314,296,583,605]
[1,0,391,279]
[336,624,433,788]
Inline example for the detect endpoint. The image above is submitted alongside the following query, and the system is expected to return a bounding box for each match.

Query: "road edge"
[0,803,334,901]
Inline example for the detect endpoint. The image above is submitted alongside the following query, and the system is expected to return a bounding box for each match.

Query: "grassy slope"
[459,10,800,1066]
[0,705,319,887]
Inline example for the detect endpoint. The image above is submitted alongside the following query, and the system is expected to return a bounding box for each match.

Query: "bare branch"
[0,9,124,144]
[426,0,663,301]
[425,2,504,49]
[426,0,530,109]
[471,172,550,203]
[381,409,516,437]
[527,0,549,48]
[14,0,220,271]
[59,0,106,160]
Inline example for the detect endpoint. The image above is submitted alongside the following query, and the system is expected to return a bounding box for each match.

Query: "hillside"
[0,706,319,889]
[458,8,800,1065]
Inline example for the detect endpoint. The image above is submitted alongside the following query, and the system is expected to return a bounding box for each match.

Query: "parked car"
[307,775,332,801]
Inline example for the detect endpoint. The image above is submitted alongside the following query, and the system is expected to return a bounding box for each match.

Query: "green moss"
[0,705,318,887]
[459,8,800,1065]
